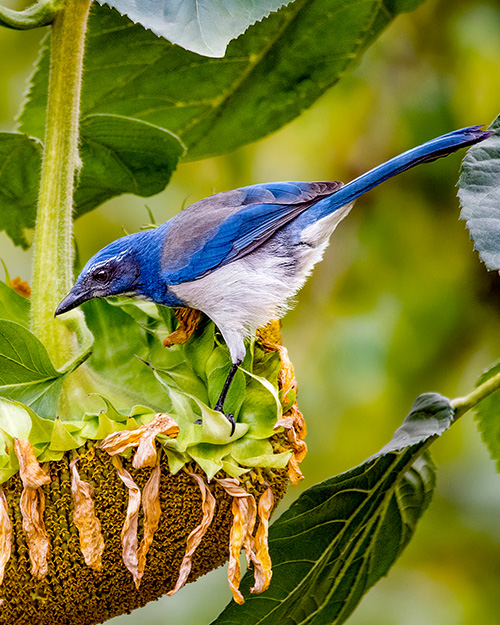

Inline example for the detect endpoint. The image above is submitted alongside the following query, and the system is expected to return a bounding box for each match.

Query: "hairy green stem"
[30,0,91,367]
[451,369,500,419]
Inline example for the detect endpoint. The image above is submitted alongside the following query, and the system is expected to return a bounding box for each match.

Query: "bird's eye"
[93,269,109,283]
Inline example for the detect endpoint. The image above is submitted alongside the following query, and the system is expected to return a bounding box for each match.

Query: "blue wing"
[160,126,491,285]
[160,180,342,284]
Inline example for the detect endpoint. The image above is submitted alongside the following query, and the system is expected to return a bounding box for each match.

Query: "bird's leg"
[214,360,242,435]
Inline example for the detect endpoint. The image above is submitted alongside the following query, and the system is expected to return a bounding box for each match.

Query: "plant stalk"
[30,0,91,368]
[451,368,500,419]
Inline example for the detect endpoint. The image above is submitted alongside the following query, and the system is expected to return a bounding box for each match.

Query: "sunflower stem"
[30,0,91,368]
[451,369,500,419]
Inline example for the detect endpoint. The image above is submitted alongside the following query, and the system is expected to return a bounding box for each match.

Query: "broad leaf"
[211,393,453,625]
[82,298,174,411]
[474,361,500,471]
[458,115,500,270]
[96,0,291,57]
[0,132,41,248]
[0,319,63,416]
[20,0,425,161]
[0,117,184,246]
[76,114,185,218]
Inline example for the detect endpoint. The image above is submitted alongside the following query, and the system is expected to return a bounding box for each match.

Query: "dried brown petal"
[274,405,308,485]
[135,463,162,588]
[0,489,12,585]
[14,438,51,489]
[20,486,49,579]
[257,330,297,400]
[70,459,104,571]
[10,276,31,298]
[163,308,201,347]
[113,457,141,583]
[168,472,216,596]
[216,477,258,605]
[250,486,274,594]
[99,414,179,466]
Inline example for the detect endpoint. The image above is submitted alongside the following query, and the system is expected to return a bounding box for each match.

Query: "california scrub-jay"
[56,126,490,429]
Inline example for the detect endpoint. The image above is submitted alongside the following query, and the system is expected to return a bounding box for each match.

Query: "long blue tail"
[321,125,491,215]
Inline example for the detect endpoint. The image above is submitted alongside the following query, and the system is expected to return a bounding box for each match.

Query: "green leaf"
[75,114,185,218]
[211,393,453,625]
[20,0,425,161]
[474,361,500,471]
[0,280,30,326]
[0,320,64,417]
[83,298,172,411]
[0,132,41,248]
[458,115,500,270]
[95,0,291,57]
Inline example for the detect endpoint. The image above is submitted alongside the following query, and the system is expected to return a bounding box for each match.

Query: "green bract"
[0,277,291,482]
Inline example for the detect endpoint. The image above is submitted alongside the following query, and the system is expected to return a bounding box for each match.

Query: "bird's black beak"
[54,289,90,316]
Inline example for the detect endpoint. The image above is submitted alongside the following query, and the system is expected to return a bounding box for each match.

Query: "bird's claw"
[225,413,236,436]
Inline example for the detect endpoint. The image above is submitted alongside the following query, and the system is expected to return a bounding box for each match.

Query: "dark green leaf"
[458,115,500,270]
[0,319,63,416]
[20,0,425,161]
[211,393,453,625]
[75,114,185,218]
[0,132,41,248]
[95,0,290,57]
[474,361,500,471]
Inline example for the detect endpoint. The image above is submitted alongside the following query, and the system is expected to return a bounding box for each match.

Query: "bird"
[56,126,491,432]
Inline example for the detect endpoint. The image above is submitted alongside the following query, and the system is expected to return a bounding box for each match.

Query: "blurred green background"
[2,0,500,623]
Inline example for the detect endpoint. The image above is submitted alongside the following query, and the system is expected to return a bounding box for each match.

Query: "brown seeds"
[0,490,12,584]
[70,459,105,571]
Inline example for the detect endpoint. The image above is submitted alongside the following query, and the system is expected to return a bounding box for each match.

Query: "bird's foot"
[225,413,236,436]
[194,412,236,435]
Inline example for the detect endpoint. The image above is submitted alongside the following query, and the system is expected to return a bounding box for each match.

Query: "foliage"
[212,394,452,625]
[459,113,500,271]
[4,0,423,247]
[0,0,500,624]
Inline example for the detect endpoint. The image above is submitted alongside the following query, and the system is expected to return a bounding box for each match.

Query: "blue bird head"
[55,234,145,316]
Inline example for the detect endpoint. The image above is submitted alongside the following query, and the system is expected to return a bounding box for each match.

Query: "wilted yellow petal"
[216,477,258,605]
[20,486,50,579]
[168,471,216,596]
[250,486,274,594]
[99,414,179,467]
[135,462,162,589]
[0,489,12,585]
[163,308,201,347]
[70,459,105,571]
[113,457,141,583]
[14,438,51,489]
